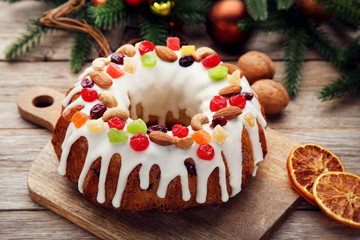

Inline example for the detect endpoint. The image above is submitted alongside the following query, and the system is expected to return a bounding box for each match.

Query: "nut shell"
[251,79,289,114]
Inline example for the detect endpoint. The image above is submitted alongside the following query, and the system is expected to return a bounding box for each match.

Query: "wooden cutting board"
[20,87,301,240]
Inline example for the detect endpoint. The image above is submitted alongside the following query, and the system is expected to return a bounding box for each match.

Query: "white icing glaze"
[58,46,267,209]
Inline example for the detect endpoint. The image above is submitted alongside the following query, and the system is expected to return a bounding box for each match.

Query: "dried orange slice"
[313,172,360,228]
[287,143,345,205]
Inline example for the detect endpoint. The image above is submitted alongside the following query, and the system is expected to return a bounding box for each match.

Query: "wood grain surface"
[1,1,360,239]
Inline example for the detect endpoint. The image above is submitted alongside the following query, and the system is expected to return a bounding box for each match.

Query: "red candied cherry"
[108,117,125,130]
[202,55,221,68]
[90,103,107,119]
[130,133,149,151]
[210,116,227,128]
[229,94,246,109]
[139,41,155,55]
[172,124,189,138]
[209,95,227,112]
[81,78,94,88]
[197,144,215,160]
[81,88,98,102]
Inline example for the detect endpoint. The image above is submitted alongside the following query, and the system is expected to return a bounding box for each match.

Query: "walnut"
[251,79,289,114]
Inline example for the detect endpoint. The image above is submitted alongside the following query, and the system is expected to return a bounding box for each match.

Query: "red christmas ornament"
[206,0,248,46]
[93,0,107,6]
[123,0,145,7]
[295,0,331,22]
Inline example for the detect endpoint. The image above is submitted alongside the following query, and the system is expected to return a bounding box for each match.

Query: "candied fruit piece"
[141,52,157,67]
[139,41,155,55]
[210,95,227,112]
[229,94,246,109]
[167,37,180,51]
[208,66,228,81]
[127,119,147,134]
[81,78,94,88]
[192,130,211,145]
[172,124,189,138]
[81,88,98,102]
[111,53,125,65]
[243,112,256,127]
[130,133,149,151]
[181,45,195,57]
[108,128,128,143]
[202,55,221,68]
[147,124,168,134]
[211,116,227,128]
[227,70,241,85]
[71,111,88,128]
[241,92,254,100]
[124,57,137,74]
[197,144,215,160]
[212,125,229,144]
[106,63,124,79]
[179,54,195,67]
[90,103,107,119]
[87,119,104,133]
[108,117,125,130]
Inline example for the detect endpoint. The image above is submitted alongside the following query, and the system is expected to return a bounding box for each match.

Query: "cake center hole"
[32,95,54,108]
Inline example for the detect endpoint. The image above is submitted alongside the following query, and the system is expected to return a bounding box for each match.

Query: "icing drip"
[58,49,267,209]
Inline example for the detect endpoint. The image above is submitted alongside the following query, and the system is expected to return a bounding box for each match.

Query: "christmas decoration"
[238,0,360,101]
[4,0,211,73]
[206,0,248,45]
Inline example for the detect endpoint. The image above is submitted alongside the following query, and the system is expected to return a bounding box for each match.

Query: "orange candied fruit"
[191,130,211,145]
[106,63,125,79]
[71,111,88,128]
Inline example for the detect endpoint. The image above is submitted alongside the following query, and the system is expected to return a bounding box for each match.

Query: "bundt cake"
[51,37,268,213]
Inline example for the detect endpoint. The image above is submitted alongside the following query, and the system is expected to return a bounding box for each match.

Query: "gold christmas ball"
[206,0,248,45]
[150,0,174,16]
[295,0,330,22]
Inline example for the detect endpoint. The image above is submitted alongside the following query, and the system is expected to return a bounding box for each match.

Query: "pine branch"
[318,69,360,101]
[89,0,129,30]
[315,0,360,28]
[70,32,92,73]
[238,13,289,33]
[139,15,168,45]
[276,0,294,10]
[5,25,51,61]
[283,28,308,97]
[3,0,22,3]
[337,37,360,69]
[244,0,268,21]
[172,0,211,25]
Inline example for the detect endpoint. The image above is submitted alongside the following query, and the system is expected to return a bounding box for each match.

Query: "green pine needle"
[244,0,268,21]
[139,15,168,45]
[70,32,92,73]
[172,0,211,25]
[276,0,294,10]
[318,69,360,101]
[238,13,289,33]
[5,25,51,61]
[283,28,308,97]
[89,0,129,30]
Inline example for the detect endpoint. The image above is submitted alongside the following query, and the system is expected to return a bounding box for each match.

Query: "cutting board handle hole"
[32,95,54,108]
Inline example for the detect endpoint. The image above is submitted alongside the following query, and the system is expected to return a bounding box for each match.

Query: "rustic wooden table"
[1,1,360,239]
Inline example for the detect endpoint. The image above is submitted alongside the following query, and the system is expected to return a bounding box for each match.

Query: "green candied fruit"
[141,52,157,67]
[127,119,147,134]
[108,128,128,143]
[208,66,228,81]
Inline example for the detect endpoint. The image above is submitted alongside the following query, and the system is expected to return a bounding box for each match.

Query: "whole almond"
[102,107,129,122]
[98,90,118,108]
[213,106,242,120]
[175,136,194,150]
[194,47,217,62]
[149,131,175,146]
[218,85,242,96]
[116,44,136,57]
[190,113,209,131]
[88,71,113,89]
[221,63,244,76]
[155,46,178,62]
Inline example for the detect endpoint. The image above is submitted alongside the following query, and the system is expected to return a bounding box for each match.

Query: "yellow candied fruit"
[181,45,195,57]
[191,130,211,145]
[244,112,255,127]
[212,125,229,144]
[124,57,138,74]
[87,119,104,133]
[227,69,241,85]
[135,42,141,51]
